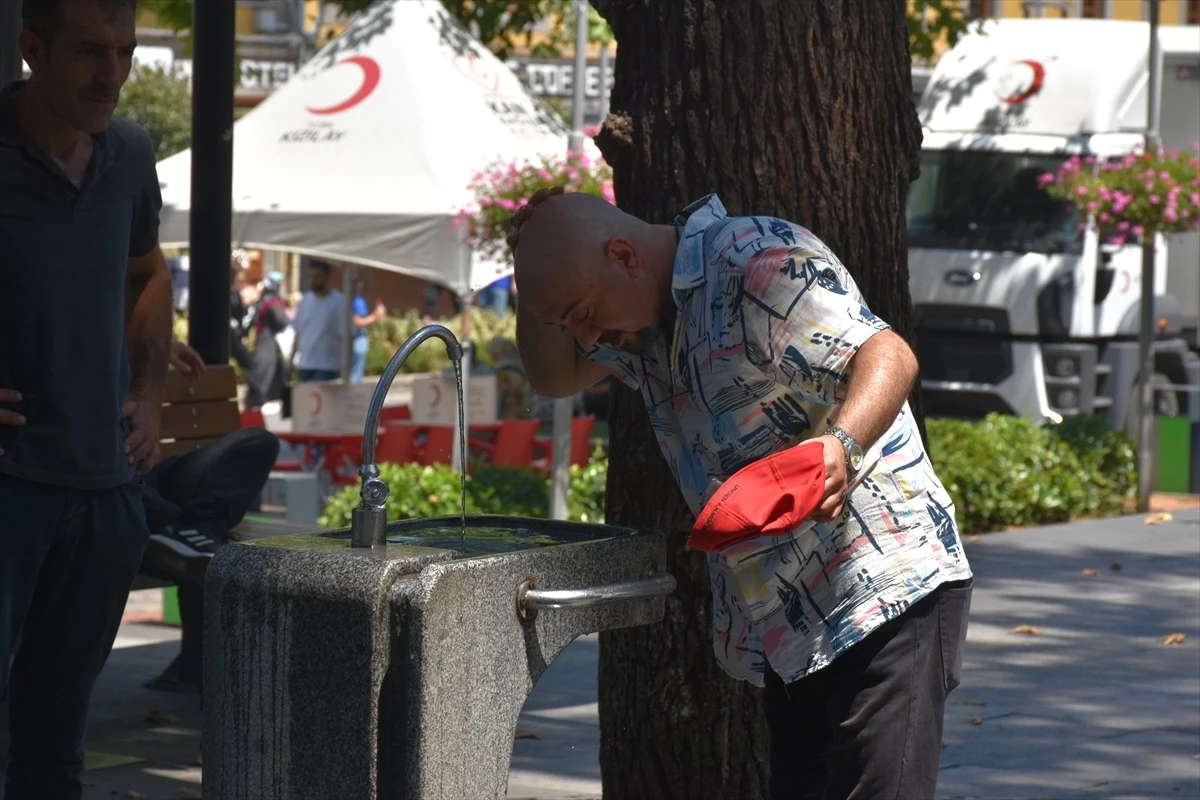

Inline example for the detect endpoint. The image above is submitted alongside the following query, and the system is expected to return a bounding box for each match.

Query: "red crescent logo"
[311,391,323,414]
[997,59,1045,105]
[307,55,381,115]
[431,383,442,408]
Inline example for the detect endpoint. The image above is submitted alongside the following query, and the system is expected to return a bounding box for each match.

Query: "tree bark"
[589,1,923,797]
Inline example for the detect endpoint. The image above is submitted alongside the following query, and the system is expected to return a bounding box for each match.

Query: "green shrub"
[317,449,609,528]
[927,413,1136,535]
[365,309,517,376]
[320,416,1134,537]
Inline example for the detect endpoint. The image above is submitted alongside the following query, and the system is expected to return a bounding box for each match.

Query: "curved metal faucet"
[351,324,463,548]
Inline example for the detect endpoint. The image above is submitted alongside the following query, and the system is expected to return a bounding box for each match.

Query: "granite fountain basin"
[202,515,673,800]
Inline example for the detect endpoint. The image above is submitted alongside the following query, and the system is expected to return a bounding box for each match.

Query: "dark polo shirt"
[0,80,162,489]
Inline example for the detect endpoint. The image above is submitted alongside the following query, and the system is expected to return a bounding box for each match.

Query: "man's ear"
[605,237,640,276]
[18,29,46,71]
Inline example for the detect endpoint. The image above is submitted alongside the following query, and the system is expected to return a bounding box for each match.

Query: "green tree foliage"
[115,61,193,160]
[142,0,611,59]
[908,0,986,63]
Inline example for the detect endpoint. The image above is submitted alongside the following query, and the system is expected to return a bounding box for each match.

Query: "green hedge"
[926,413,1136,534]
[319,416,1136,536]
[317,446,609,529]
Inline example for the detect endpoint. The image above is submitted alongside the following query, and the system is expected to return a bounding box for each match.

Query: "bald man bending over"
[512,190,973,800]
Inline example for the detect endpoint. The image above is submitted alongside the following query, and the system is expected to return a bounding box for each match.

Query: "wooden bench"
[130,365,308,590]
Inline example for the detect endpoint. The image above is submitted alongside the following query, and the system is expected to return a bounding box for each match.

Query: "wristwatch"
[825,425,864,479]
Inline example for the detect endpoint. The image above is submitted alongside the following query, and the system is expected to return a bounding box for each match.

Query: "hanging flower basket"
[456,151,615,266]
[1040,145,1200,246]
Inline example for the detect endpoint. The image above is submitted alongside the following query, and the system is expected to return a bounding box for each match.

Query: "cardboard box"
[411,373,498,426]
[291,381,376,434]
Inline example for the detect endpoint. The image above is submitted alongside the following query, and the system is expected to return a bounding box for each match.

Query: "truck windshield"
[907,151,1083,254]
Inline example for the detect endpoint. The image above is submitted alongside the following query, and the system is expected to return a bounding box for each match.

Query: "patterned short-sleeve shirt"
[583,195,972,686]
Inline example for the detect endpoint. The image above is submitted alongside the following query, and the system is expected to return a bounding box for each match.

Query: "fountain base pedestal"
[202,519,668,799]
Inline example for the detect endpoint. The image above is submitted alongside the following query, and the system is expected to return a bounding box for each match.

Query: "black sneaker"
[144,524,224,586]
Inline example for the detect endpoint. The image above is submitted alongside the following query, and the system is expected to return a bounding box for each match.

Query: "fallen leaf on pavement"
[1009,624,1042,635]
[1081,568,1099,576]
[1162,632,1187,646]
[143,709,175,725]
[1109,561,1122,571]
[968,715,983,725]
[1144,512,1173,525]
[514,729,542,740]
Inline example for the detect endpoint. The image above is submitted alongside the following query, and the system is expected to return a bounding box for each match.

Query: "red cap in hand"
[688,440,827,553]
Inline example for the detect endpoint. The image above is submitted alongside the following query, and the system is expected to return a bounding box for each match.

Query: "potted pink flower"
[1041,145,1200,245]
[456,151,615,265]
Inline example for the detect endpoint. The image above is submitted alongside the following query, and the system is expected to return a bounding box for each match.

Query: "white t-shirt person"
[293,289,346,379]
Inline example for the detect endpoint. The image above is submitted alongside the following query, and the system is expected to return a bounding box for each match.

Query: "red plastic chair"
[376,424,419,465]
[379,405,412,424]
[418,425,456,466]
[470,419,538,468]
[532,415,596,472]
[240,409,266,428]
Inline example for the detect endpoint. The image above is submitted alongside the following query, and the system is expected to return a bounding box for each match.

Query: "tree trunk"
[589,1,923,797]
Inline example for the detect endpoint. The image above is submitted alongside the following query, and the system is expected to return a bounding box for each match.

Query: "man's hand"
[812,435,849,523]
[122,393,161,474]
[170,341,206,381]
[0,389,26,457]
[507,185,565,253]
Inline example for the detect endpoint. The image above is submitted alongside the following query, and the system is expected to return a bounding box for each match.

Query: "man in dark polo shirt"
[0,1,173,796]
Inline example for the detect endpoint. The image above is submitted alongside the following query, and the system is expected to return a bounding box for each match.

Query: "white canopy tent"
[156,0,579,296]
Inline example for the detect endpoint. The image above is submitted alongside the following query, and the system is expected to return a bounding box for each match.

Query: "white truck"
[907,19,1200,434]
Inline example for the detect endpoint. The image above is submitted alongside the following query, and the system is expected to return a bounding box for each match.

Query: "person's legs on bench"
[142,428,278,693]
[143,428,279,584]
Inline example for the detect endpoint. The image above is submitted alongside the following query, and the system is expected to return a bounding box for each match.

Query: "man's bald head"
[511,192,678,353]
[514,192,643,293]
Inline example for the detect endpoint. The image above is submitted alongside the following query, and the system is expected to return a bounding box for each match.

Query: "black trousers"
[764,578,973,800]
[141,428,279,680]
[0,476,148,800]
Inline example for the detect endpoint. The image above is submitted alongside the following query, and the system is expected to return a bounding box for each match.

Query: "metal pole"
[0,1,23,86]
[1136,1,1162,511]
[188,0,236,366]
[550,0,591,521]
[598,42,610,124]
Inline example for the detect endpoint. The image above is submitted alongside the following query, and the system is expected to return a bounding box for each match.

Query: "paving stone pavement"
[77,507,1199,799]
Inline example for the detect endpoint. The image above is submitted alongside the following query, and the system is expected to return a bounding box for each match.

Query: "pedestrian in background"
[290,259,346,382]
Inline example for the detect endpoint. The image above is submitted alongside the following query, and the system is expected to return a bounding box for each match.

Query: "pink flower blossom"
[1166,208,1178,223]
[1160,171,1171,180]
[1087,201,1099,212]
[1145,181,1156,191]
[1118,221,1130,231]
[1108,235,1126,246]
[1036,172,1055,189]
[495,197,518,212]
[1099,212,1110,223]
[1131,225,1145,236]
[1076,185,1089,197]
[1192,193,1200,206]
[1149,194,1160,205]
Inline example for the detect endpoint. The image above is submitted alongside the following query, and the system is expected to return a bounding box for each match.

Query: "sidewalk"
[83,506,1199,799]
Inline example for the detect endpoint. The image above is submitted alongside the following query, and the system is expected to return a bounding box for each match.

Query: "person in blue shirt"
[350,276,387,383]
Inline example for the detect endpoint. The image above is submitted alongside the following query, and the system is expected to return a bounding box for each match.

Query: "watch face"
[849,445,864,471]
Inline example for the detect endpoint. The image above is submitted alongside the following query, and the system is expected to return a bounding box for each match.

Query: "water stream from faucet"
[453,359,467,540]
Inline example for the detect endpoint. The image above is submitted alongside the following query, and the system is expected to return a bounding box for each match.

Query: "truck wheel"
[1124,372,1180,433]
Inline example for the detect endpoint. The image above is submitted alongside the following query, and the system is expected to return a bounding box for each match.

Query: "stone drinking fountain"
[203,325,676,800]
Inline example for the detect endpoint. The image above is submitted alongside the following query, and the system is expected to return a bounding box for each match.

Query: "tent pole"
[550,0,591,521]
[341,266,354,383]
